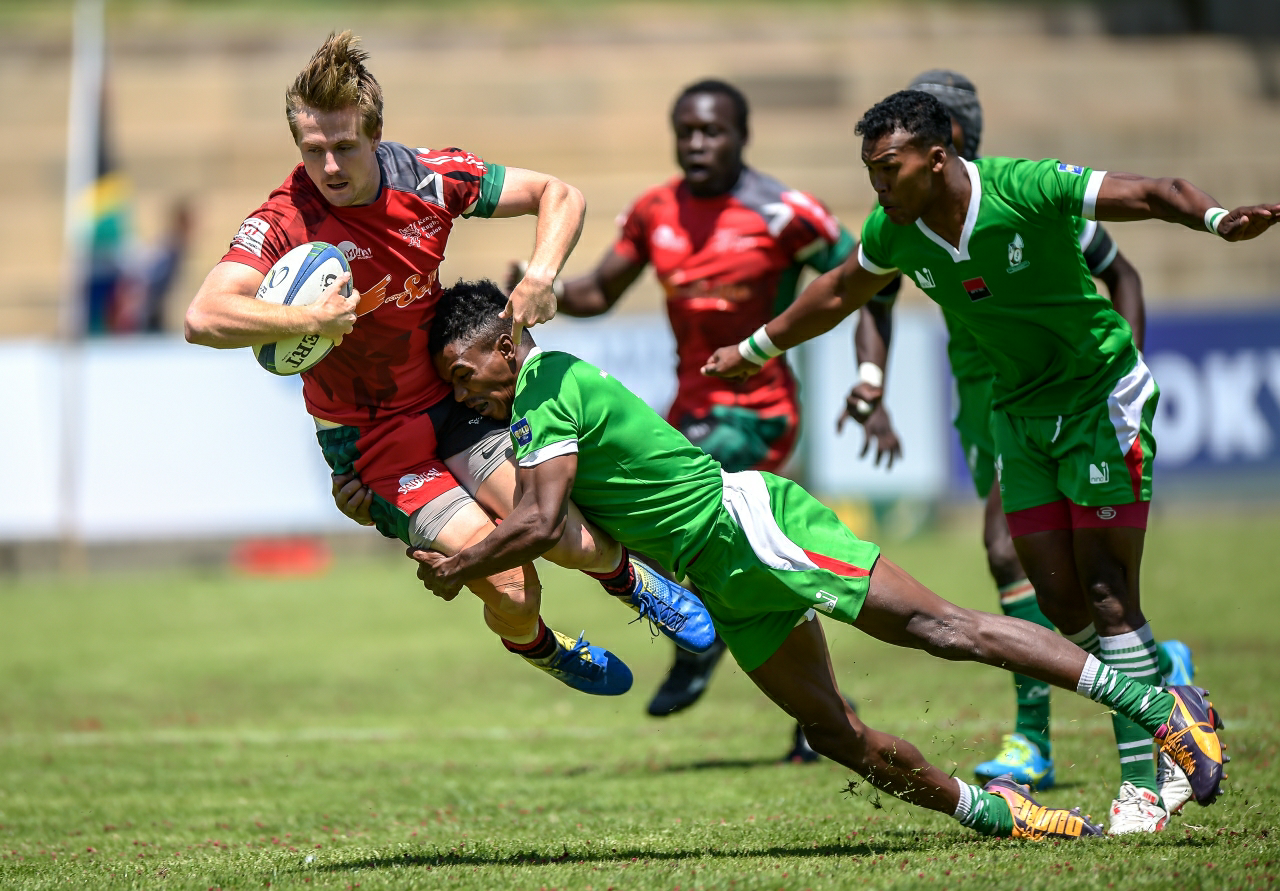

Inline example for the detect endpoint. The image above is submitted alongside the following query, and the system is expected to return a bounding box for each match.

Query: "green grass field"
[2,507,1278,890]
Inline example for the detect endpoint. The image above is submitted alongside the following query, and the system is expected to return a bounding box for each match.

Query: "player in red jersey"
[530,79,855,756]
[185,32,714,697]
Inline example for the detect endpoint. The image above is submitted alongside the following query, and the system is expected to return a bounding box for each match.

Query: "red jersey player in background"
[519,79,855,759]
[185,32,714,700]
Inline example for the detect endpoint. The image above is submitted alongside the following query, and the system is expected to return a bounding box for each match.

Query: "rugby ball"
[252,241,351,375]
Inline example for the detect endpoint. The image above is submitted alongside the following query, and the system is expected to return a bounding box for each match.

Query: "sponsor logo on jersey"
[355,271,439,317]
[963,276,992,301]
[915,268,936,289]
[1096,506,1118,520]
[814,590,839,614]
[1057,163,1085,175]
[336,240,372,262]
[398,216,444,249]
[1007,233,1030,273]
[231,217,270,257]
[511,418,532,447]
[1089,462,1111,484]
[652,224,689,253]
[397,468,441,494]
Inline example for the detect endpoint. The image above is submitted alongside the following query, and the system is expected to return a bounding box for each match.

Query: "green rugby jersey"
[942,216,1129,386]
[859,157,1138,416]
[509,348,724,577]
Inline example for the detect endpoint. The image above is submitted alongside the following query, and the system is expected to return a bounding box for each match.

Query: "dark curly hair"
[427,278,514,358]
[672,79,750,139]
[855,90,954,152]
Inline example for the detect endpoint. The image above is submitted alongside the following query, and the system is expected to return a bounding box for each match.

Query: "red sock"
[584,548,635,597]
[502,618,557,660]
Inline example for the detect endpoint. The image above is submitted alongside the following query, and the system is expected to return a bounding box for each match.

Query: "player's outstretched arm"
[184,261,357,349]
[493,167,587,344]
[558,248,648,317]
[1094,173,1280,242]
[410,455,577,597]
[702,255,896,379]
[505,247,648,318]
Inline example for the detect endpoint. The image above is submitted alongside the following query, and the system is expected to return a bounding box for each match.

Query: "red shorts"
[316,397,506,542]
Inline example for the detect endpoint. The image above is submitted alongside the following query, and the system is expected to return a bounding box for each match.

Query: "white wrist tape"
[738,325,783,366]
[1204,207,1229,235]
[858,361,885,389]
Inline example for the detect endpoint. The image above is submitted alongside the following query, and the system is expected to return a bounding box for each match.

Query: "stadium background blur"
[2,0,1279,562]
[2,5,1279,887]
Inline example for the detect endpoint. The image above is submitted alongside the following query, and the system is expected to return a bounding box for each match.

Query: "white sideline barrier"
[797,309,951,499]
[0,310,950,542]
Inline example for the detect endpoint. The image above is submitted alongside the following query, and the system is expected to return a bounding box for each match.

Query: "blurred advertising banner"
[798,308,952,499]
[1144,309,1280,489]
[945,306,1280,498]
[3,305,1276,542]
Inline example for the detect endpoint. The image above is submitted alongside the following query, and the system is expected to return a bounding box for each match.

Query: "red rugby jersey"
[613,169,853,424]
[221,142,505,426]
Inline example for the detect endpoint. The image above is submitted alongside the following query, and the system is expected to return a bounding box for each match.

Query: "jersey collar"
[914,157,981,264]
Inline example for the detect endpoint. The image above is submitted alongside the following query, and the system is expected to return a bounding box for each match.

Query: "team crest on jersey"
[914,268,936,289]
[963,276,993,301]
[511,418,532,447]
[1007,234,1030,273]
[399,216,444,249]
[1057,163,1085,175]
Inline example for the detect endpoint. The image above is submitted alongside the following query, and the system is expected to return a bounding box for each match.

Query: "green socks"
[1078,649,1176,742]
[1096,626,1164,795]
[952,779,1014,837]
[999,580,1054,758]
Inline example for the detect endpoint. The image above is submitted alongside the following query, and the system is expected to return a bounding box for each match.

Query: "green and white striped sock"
[1097,625,1163,796]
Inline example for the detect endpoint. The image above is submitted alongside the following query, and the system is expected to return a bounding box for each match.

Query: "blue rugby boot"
[1159,640,1195,687]
[624,559,717,653]
[525,630,633,696]
[973,733,1056,790]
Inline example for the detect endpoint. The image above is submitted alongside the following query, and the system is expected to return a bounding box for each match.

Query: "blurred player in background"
[839,70,1193,832]
[705,88,1279,833]
[410,277,1229,843]
[526,79,854,759]
[185,32,713,699]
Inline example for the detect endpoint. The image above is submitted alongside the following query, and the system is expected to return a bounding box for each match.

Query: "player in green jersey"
[406,277,1228,843]
[705,88,1276,832]
[840,70,1194,833]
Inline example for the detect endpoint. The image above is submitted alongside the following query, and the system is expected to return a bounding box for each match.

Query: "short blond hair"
[285,31,384,141]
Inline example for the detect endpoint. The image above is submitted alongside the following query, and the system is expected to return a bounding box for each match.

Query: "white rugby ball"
[252,241,351,375]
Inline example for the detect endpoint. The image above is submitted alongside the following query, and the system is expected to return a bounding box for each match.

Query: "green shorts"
[687,471,880,673]
[952,373,997,498]
[992,358,1159,514]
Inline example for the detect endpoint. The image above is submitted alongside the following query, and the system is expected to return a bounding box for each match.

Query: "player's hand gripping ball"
[252,241,351,375]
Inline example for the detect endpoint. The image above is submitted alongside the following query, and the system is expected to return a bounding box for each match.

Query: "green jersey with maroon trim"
[859,157,1138,417]
[509,348,723,577]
